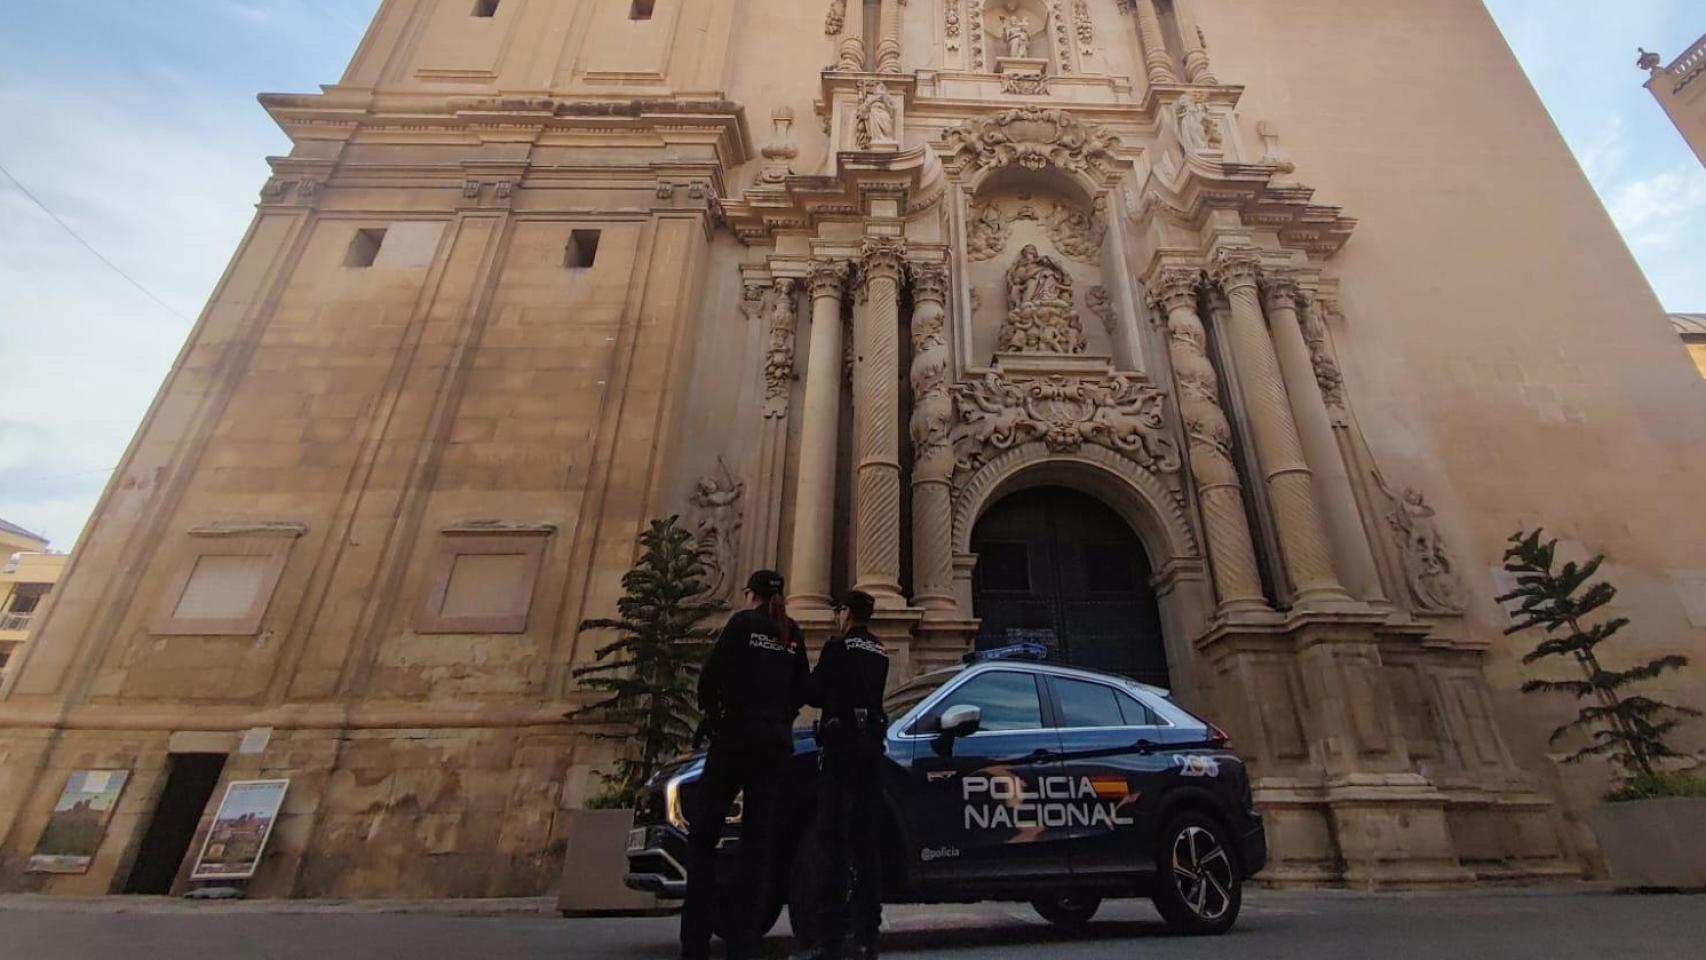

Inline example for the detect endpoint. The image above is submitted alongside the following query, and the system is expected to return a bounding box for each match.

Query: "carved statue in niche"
[1385,486,1465,614]
[1003,14,1034,57]
[1000,244,1086,354]
[761,278,798,414]
[1044,196,1106,262]
[967,203,1011,262]
[855,80,897,149]
[1087,285,1113,334]
[1173,93,1222,155]
[688,458,745,605]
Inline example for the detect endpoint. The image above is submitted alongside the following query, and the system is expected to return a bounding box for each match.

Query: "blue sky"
[0,1,1702,548]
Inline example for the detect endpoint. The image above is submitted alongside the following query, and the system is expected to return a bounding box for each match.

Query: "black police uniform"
[807,617,890,957]
[682,604,810,960]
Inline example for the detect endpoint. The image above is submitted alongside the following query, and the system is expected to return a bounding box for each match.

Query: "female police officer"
[682,569,810,960]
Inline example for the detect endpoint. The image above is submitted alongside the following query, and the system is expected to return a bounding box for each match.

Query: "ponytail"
[764,594,792,646]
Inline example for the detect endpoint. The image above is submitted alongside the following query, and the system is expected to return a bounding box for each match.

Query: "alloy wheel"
[1170,825,1235,921]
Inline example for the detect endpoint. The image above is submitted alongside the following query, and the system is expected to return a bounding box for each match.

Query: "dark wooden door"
[971,486,1169,686]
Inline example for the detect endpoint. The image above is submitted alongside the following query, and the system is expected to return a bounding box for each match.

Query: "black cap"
[832,589,876,621]
[746,569,785,600]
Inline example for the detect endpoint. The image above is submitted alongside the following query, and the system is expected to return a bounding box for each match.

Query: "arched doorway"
[970,485,1170,686]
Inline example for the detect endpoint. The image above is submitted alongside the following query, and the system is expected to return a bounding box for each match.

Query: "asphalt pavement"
[2,887,1703,959]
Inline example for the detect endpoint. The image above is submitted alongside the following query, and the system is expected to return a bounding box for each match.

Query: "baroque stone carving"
[1002,69,1049,95]
[910,264,955,468]
[1001,244,1086,354]
[1087,285,1114,334]
[689,458,745,605]
[969,0,987,70]
[946,0,962,52]
[1302,302,1346,408]
[1002,12,1035,57]
[1044,195,1107,261]
[761,278,799,417]
[944,108,1121,179]
[967,203,1011,262]
[1074,0,1094,52]
[951,371,1179,474]
[1384,486,1465,614]
[855,80,898,149]
[1049,0,1072,72]
[759,107,799,184]
[825,0,846,35]
[1173,93,1223,155]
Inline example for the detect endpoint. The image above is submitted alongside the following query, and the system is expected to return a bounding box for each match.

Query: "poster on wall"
[27,769,132,874]
[189,779,290,881]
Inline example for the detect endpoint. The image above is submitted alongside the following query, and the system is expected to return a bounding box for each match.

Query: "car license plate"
[625,828,647,853]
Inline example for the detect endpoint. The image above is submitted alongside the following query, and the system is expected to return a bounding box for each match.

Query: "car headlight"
[665,759,703,830]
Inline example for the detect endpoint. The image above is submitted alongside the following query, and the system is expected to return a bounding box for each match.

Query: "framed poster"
[27,769,132,874]
[189,779,289,881]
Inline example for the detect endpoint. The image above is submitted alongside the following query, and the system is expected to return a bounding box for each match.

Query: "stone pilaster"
[875,0,902,73]
[853,237,908,603]
[1211,251,1351,608]
[745,277,799,573]
[1268,282,1387,604]
[1151,269,1267,614]
[908,261,956,617]
[787,260,851,610]
[1133,0,1179,86]
[1173,0,1219,84]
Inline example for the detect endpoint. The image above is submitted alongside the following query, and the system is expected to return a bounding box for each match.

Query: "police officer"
[803,590,890,960]
[683,570,810,960]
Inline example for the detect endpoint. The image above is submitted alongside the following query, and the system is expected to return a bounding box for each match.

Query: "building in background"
[1674,314,1706,379]
[0,520,63,689]
[3,0,1705,899]
[1640,32,1706,167]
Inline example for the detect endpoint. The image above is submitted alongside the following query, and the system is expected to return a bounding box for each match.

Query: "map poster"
[27,769,132,874]
[190,779,290,881]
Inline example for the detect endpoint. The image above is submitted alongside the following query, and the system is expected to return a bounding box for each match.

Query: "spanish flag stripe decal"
[1090,777,1127,798]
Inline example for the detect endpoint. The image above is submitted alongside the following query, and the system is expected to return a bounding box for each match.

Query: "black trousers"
[816,736,884,950]
[681,719,792,960]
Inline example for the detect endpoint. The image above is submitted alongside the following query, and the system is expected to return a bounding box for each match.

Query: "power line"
[0,159,193,323]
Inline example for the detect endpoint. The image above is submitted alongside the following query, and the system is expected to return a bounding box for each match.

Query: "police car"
[624,646,1266,939]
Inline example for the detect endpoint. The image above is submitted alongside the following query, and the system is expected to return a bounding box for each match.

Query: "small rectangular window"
[346,228,386,268]
[473,0,500,17]
[630,0,655,20]
[566,229,601,269]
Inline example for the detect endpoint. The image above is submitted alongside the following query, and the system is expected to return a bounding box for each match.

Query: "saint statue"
[999,244,1086,355]
[855,81,897,149]
[1004,15,1033,58]
[1174,93,1221,155]
[1387,487,1464,613]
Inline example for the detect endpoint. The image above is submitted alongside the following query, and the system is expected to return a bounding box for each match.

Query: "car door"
[1044,675,1176,879]
[899,669,1068,888]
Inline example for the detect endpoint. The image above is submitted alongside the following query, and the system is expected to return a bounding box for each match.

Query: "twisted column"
[1212,252,1350,607]
[787,260,851,610]
[908,262,956,616]
[1270,285,1385,602]
[1174,0,1219,84]
[853,238,908,603]
[875,0,902,73]
[1134,0,1180,86]
[1151,269,1267,613]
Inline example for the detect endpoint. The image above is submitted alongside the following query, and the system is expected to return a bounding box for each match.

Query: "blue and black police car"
[624,645,1266,940]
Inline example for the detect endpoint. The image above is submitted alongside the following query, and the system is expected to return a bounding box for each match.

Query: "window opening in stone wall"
[566,229,602,269]
[630,0,655,20]
[346,228,387,268]
[6,583,47,615]
[473,0,500,17]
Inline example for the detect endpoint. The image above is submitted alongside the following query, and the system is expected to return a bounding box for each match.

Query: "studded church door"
[970,486,1170,686]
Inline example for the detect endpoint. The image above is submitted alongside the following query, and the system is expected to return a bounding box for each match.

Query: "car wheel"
[1031,894,1102,931]
[786,827,822,947]
[1151,811,1242,936]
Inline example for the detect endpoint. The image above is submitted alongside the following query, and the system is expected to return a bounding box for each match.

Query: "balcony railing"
[0,613,33,632]
[1671,33,1706,93]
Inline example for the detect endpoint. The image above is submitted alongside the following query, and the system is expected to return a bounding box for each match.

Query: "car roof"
[899,658,1172,698]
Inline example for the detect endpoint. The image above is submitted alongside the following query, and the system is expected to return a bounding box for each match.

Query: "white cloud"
[1606,165,1706,249]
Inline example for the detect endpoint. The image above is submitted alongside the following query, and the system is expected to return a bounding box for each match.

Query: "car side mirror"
[939,704,982,738]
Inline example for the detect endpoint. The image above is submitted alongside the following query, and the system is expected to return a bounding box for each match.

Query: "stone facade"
[3,0,1705,897]
[1640,31,1706,169]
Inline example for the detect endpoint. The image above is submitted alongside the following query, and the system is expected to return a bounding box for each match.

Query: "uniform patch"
[748,633,790,653]
[845,637,888,656]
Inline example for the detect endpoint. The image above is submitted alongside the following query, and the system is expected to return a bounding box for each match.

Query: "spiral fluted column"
[875,0,902,73]
[1174,0,1219,84]
[1151,269,1267,613]
[853,238,908,603]
[908,262,956,616]
[1134,0,1180,86]
[787,261,851,610]
[1212,252,1351,607]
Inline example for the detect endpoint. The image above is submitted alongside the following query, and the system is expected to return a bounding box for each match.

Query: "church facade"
[3,0,1704,897]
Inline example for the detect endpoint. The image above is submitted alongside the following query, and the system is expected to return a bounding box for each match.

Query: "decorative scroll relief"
[1002,69,1049,95]
[1074,0,1094,53]
[761,279,799,417]
[689,458,745,606]
[1001,244,1087,354]
[1302,306,1346,408]
[952,371,1181,476]
[825,0,846,35]
[1382,484,1465,615]
[944,108,1122,180]
[946,0,963,53]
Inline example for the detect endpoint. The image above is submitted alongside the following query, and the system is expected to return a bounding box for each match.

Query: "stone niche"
[963,172,1115,365]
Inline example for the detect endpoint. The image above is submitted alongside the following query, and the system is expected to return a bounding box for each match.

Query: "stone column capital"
[1210,249,1264,294]
[1148,267,1204,314]
[860,237,909,286]
[1262,272,1304,313]
[909,261,950,304]
[807,259,851,300]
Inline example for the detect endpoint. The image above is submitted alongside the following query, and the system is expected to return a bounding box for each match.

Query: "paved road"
[3,888,1702,959]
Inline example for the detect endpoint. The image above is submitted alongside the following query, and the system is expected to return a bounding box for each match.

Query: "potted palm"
[558,517,718,915]
[1499,530,1706,889]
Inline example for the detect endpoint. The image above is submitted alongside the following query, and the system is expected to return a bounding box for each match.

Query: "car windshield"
[883,671,957,718]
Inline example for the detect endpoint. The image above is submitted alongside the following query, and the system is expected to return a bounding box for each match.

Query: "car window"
[1052,677,1126,728]
[1116,690,1163,727]
[884,674,953,719]
[919,671,1043,733]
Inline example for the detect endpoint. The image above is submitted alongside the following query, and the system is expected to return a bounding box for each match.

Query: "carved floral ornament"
[951,370,1181,477]
[943,108,1122,182]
